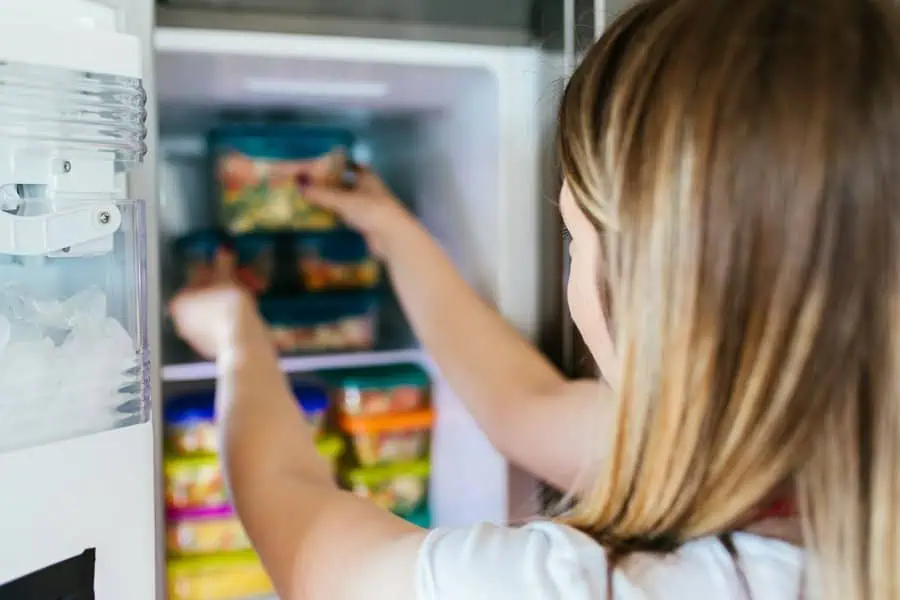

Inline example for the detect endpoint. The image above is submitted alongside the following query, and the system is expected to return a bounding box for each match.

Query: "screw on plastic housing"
[61,247,70,253]
[62,160,72,173]
[98,211,111,225]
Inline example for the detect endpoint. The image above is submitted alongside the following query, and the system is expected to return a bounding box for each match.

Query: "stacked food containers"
[163,387,345,600]
[174,123,383,354]
[323,364,434,526]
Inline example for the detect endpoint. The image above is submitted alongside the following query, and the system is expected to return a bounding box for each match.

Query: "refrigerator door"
[0,0,161,598]
[550,0,604,380]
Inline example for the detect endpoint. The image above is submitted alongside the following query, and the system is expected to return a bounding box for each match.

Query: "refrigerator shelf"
[162,346,425,383]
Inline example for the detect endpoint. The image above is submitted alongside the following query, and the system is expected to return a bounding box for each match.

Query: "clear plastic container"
[340,409,433,467]
[232,234,275,294]
[316,435,345,470]
[211,124,356,233]
[292,382,329,436]
[165,455,228,511]
[0,61,149,454]
[165,392,217,455]
[403,504,432,528]
[167,505,251,555]
[165,436,345,510]
[260,292,379,352]
[294,230,380,291]
[324,364,430,417]
[175,231,223,289]
[167,551,273,600]
[165,387,327,455]
[177,231,275,295]
[346,459,430,515]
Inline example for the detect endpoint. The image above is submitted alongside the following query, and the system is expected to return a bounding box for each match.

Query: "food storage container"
[175,231,224,288]
[346,459,430,515]
[232,233,275,294]
[167,551,273,600]
[165,437,345,511]
[167,505,251,555]
[165,455,228,511]
[293,382,329,436]
[211,124,356,233]
[323,364,429,417]
[403,504,432,528]
[260,292,380,353]
[340,408,434,467]
[316,434,345,472]
[294,230,380,291]
[165,392,217,455]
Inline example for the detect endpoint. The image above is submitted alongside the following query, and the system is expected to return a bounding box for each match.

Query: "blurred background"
[150,1,618,597]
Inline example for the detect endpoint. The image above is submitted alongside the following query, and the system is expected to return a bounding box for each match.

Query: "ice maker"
[0,1,157,598]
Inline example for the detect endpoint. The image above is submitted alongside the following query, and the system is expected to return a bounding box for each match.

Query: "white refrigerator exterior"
[0,0,160,598]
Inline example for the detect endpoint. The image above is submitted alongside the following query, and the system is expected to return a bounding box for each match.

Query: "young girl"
[169,0,900,598]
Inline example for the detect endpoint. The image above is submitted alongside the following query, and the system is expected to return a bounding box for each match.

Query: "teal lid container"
[258,292,380,327]
[321,364,430,390]
[175,231,225,264]
[294,230,371,263]
[209,124,355,160]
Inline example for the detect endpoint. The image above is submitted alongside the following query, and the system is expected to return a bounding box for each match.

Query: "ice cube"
[63,287,107,329]
[0,286,144,453]
[0,315,9,352]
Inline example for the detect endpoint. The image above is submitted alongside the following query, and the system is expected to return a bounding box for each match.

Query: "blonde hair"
[558,0,900,598]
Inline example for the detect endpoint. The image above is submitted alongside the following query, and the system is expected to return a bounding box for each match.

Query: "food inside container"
[294,230,380,291]
[165,392,217,455]
[166,437,345,511]
[340,408,433,467]
[167,551,273,600]
[176,231,224,288]
[323,364,430,417]
[167,505,251,555]
[165,455,228,511]
[316,434,345,472]
[346,459,430,515]
[212,124,357,233]
[260,293,379,353]
[293,382,329,436]
[232,234,275,294]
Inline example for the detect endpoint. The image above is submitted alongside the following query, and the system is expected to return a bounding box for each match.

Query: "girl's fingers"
[303,184,361,216]
[213,248,237,281]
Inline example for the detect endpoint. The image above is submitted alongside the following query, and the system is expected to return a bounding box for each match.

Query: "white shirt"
[416,521,803,600]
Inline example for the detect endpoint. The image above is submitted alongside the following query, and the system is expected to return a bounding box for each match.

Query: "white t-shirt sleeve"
[415,521,614,600]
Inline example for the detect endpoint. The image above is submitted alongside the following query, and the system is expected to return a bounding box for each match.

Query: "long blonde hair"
[558,0,900,597]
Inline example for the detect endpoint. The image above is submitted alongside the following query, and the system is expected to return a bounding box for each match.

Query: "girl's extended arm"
[170,261,425,600]
[306,172,611,491]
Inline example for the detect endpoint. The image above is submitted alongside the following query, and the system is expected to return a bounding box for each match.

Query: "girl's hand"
[301,161,417,259]
[169,250,267,360]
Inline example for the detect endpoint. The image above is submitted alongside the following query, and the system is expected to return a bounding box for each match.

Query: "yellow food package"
[167,551,273,600]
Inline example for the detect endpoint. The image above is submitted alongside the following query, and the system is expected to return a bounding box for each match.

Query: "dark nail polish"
[296,173,310,189]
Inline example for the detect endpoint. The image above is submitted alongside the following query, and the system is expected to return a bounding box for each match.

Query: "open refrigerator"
[0,0,615,598]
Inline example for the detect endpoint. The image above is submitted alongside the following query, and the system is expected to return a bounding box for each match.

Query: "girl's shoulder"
[416,521,803,600]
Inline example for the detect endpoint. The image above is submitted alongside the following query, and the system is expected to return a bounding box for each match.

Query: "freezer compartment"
[156,28,546,530]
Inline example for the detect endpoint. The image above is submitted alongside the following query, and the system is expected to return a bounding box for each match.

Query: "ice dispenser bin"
[0,58,150,453]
